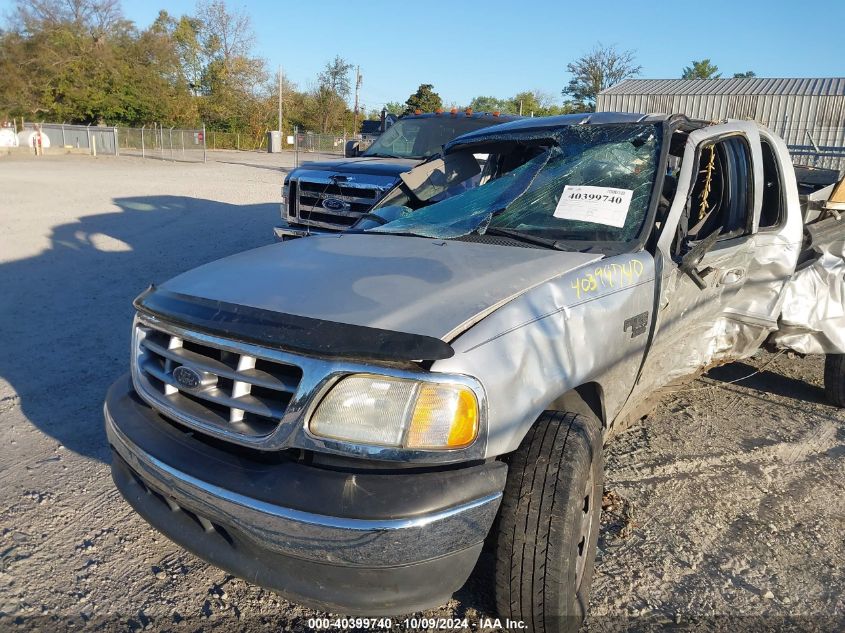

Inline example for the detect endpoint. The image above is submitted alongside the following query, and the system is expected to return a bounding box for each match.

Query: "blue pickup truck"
[275,110,520,238]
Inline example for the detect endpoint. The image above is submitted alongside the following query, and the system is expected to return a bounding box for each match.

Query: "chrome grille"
[299,181,379,200]
[133,322,303,438]
[289,173,396,230]
[295,180,375,227]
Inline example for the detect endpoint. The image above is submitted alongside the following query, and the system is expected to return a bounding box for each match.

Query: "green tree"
[682,59,721,79]
[170,14,204,94]
[0,0,199,125]
[382,101,404,115]
[563,44,641,111]
[469,95,510,113]
[0,0,280,136]
[511,91,539,115]
[318,55,352,96]
[404,84,442,114]
[311,55,353,133]
[123,11,196,124]
[468,91,589,117]
[0,29,37,116]
[733,70,756,78]
[510,90,567,116]
[12,0,125,36]
[192,0,268,132]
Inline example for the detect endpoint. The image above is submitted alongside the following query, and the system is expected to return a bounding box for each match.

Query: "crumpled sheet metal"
[620,256,774,417]
[771,227,845,354]
[433,252,653,456]
[631,308,771,400]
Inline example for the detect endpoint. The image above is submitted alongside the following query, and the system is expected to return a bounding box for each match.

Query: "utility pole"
[519,100,524,116]
[353,66,362,136]
[277,65,284,134]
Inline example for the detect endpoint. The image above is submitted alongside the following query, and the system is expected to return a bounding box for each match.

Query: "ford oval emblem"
[172,365,203,390]
[321,197,349,212]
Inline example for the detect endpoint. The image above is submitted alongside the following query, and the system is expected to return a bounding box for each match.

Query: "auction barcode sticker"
[553,185,633,228]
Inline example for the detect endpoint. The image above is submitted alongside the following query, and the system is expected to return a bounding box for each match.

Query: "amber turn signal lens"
[447,388,479,447]
[406,384,478,449]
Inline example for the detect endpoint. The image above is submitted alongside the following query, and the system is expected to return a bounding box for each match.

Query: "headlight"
[309,374,479,450]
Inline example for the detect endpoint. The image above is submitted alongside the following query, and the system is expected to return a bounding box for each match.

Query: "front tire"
[824,354,845,407]
[494,411,603,633]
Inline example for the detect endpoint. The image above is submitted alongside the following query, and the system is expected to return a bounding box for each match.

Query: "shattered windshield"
[362,116,502,159]
[367,124,662,244]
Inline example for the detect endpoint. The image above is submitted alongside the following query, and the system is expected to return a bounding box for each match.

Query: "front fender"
[432,252,656,457]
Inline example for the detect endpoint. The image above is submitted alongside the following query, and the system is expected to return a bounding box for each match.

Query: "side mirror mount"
[345,141,360,158]
[679,228,720,289]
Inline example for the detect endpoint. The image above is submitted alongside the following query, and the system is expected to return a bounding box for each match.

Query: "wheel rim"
[574,469,595,590]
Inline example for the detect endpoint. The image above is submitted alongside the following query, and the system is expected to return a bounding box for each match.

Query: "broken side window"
[759,139,785,229]
[689,137,753,239]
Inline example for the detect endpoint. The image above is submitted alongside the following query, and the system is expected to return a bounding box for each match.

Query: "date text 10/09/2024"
[306,617,528,630]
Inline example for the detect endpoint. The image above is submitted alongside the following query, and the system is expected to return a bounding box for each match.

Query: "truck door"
[629,121,798,399]
[722,130,803,342]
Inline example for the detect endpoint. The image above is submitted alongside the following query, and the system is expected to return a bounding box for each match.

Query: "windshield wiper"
[363,152,402,159]
[482,227,570,250]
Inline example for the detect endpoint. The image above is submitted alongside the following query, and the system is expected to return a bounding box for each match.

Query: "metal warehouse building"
[597,77,845,170]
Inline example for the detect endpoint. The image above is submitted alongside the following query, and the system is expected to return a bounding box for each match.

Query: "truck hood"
[294,157,419,178]
[159,234,602,342]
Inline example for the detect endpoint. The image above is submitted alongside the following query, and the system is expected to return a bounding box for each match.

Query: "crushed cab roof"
[444,112,669,152]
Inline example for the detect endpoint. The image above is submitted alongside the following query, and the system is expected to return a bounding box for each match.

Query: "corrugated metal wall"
[597,88,845,170]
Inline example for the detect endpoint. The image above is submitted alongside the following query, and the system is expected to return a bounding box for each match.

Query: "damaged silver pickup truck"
[105,112,845,632]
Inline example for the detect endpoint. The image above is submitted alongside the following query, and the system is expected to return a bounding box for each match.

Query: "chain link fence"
[11,120,372,166]
[292,129,350,167]
[19,122,118,154]
[119,125,207,162]
[206,130,270,152]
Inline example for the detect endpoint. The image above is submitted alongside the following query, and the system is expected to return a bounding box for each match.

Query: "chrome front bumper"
[273,224,336,241]
[107,408,500,566]
[104,376,505,613]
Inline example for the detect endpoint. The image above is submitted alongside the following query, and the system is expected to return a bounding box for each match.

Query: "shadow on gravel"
[705,362,827,405]
[0,195,278,462]
[217,160,291,173]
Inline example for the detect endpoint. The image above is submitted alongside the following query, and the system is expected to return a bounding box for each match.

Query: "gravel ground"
[0,151,843,632]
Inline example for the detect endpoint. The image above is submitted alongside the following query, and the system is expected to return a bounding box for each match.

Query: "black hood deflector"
[134,287,455,363]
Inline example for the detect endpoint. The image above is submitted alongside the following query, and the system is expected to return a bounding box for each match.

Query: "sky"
[4,0,845,110]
